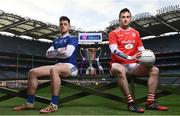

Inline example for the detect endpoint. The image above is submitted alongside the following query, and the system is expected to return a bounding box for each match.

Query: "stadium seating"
[0,35,50,56]
[0,33,180,78]
[143,34,180,53]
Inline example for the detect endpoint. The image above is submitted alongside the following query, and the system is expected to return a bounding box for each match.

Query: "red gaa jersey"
[109,27,143,64]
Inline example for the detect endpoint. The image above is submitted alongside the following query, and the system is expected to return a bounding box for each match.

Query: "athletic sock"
[146,93,155,105]
[27,95,35,104]
[51,95,59,105]
[126,94,134,104]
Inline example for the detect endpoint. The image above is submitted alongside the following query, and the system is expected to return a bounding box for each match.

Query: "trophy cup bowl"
[85,48,97,76]
[80,47,104,76]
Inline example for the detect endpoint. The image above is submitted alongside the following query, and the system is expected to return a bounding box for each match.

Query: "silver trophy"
[80,47,104,76]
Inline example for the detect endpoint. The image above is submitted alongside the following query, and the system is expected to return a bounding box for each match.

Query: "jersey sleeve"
[68,37,78,47]
[109,31,118,46]
[136,31,143,47]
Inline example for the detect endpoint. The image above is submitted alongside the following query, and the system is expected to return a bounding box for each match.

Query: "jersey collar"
[60,33,70,38]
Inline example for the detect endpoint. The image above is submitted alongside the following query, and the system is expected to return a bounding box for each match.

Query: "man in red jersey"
[108,8,168,113]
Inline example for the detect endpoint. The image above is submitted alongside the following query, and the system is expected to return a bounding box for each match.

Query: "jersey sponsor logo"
[117,34,124,38]
[121,40,135,44]
[124,43,134,49]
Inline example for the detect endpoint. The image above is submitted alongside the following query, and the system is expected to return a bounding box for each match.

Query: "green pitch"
[0,85,180,115]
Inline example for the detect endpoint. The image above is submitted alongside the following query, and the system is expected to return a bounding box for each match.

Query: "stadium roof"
[0,5,180,41]
[0,9,78,40]
[105,5,180,40]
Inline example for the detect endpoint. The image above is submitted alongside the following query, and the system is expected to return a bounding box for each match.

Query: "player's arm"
[56,44,75,59]
[109,32,133,60]
[109,44,133,60]
[46,46,58,58]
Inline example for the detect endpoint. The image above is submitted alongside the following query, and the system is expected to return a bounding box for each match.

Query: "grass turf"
[0,85,180,115]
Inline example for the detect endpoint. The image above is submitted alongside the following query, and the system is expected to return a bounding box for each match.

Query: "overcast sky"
[0,0,179,31]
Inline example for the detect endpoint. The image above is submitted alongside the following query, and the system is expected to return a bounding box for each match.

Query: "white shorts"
[112,63,139,72]
[58,63,78,76]
[122,63,139,72]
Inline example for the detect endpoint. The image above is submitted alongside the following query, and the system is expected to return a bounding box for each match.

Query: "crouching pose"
[13,16,78,113]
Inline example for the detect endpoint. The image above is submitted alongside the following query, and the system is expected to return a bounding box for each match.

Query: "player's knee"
[111,68,126,78]
[50,67,56,74]
[151,66,159,77]
[28,69,37,78]
[50,66,59,76]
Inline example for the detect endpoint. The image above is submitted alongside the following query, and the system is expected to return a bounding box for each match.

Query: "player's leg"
[111,63,130,96]
[111,63,144,113]
[130,65,159,93]
[40,63,78,113]
[131,64,168,111]
[27,65,53,95]
[13,65,52,111]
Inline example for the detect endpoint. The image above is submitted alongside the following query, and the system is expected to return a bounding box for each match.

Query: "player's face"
[119,12,132,28]
[59,20,70,34]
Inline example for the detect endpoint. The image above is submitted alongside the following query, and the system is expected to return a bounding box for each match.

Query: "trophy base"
[86,67,96,76]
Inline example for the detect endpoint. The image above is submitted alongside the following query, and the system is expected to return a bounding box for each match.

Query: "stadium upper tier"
[0,9,78,40]
[104,5,180,40]
[0,5,180,41]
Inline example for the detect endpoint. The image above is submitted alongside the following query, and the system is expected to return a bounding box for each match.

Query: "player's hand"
[57,47,66,54]
[131,51,142,60]
[47,50,57,54]
[46,50,58,58]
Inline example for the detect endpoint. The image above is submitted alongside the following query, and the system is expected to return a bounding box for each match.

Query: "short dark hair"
[59,16,70,24]
[119,8,131,18]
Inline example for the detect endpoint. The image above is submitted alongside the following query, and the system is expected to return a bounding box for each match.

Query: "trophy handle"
[96,47,102,59]
[80,48,86,59]
[79,48,87,75]
[95,47,104,75]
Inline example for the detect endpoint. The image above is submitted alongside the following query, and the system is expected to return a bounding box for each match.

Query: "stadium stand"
[0,31,180,75]
[0,34,50,55]
[143,34,180,53]
[0,33,179,80]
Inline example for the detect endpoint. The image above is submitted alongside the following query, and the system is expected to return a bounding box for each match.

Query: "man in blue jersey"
[13,16,78,113]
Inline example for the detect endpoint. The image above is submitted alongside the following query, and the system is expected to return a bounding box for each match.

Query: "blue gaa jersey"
[52,35,78,67]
